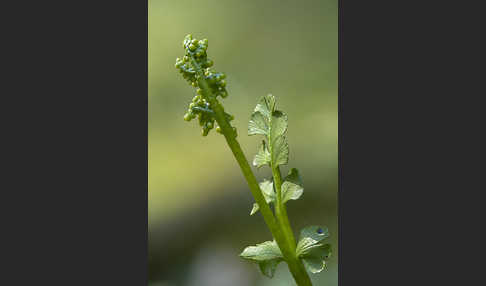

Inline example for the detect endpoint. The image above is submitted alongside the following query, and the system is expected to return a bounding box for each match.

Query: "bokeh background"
[149,0,337,285]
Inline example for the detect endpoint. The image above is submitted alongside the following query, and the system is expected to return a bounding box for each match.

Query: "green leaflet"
[299,225,330,244]
[250,179,275,215]
[269,111,288,140]
[258,259,280,278]
[250,203,260,216]
[248,112,269,136]
[297,226,330,255]
[240,240,283,278]
[271,135,289,166]
[254,94,276,119]
[281,168,304,203]
[240,240,283,261]
[268,111,289,167]
[301,244,332,274]
[260,179,276,202]
[248,95,289,168]
[253,140,271,168]
[296,226,332,274]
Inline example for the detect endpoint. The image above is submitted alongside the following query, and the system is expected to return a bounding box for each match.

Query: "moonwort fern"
[175,34,331,286]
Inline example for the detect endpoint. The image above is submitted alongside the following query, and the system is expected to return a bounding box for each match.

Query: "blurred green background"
[149,0,337,285]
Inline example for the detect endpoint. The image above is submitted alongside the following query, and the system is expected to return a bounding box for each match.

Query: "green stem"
[273,166,313,286]
[273,166,297,250]
[191,58,312,286]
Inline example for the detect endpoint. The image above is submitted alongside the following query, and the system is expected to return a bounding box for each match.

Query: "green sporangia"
[175,35,332,286]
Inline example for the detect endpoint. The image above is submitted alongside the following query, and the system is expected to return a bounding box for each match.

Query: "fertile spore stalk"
[175,34,331,286]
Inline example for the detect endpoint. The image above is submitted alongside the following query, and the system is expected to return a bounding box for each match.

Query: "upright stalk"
[192,58,312,286]
[192,59,282,241]
[273,166,297,250]
[175,35,331,285]
[273,166,312,286]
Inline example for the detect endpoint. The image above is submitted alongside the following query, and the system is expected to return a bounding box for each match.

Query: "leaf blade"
[271,135,289,167]
[296,226,332,274]
[260,179,276,203]
[250,203,259,216]
[281,168,304,203]
[301,244,332,273]
[240,240,284,279]
[298,225,330,244]
[248,111,269,136]
[254,94,276,119]
[253,140,271,168]
[240,240,283,261]
[250,180,275,215]
[269,110,288,140]
[258,259,282,278]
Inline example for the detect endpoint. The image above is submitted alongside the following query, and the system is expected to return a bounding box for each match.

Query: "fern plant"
[175,34,331,286]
